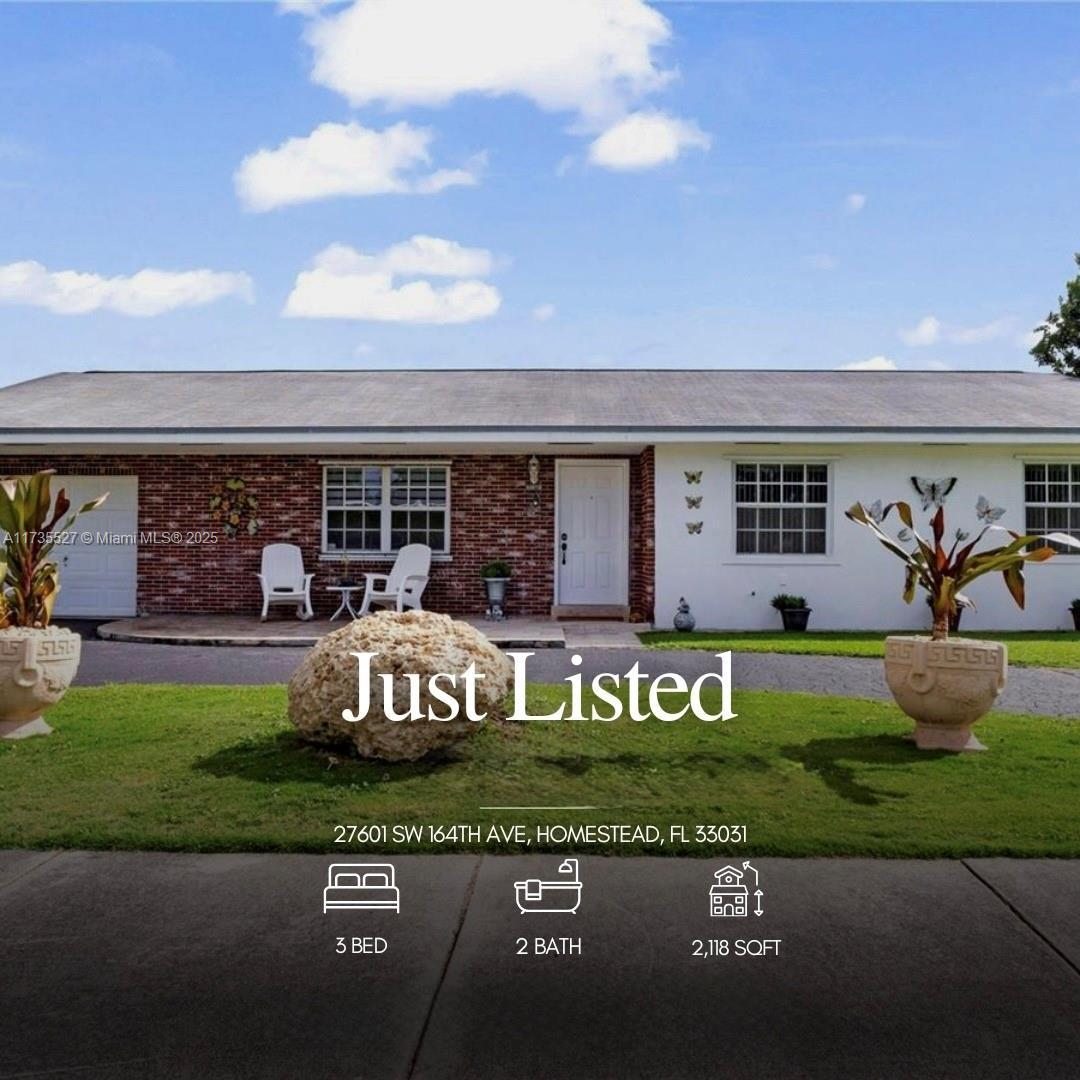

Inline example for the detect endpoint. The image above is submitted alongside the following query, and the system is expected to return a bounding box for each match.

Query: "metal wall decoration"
[209,478,262,538]
[526,454,541,508]
[910,476,957,511]
[684,471,704,531]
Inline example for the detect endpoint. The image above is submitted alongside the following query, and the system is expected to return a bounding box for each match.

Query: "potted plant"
[0,470,107,739]
[771,593,811,632]
[1071,598,1080,632]
[480,559,512,621]
[847,495,1078,751]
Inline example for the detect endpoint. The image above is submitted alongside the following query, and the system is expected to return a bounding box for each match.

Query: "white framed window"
[1024,462,1080,553]
[734,462,829,555]
[323,464,449,555]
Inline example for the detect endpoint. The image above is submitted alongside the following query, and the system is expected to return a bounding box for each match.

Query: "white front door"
[52,475,138,617]
[556,462,628,606]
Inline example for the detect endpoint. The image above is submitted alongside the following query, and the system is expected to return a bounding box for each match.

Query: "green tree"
[1031,253,1080,376]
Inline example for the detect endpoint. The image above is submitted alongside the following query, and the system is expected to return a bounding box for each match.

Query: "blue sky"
[1,0,1078,386]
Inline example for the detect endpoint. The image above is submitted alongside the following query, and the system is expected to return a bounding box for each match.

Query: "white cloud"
[845,192,867,214]
[532,302,556,321]
[235,121,482,211]
[303,0,673,126]
[295,0,702,172]
[899,315,942,347]
[841,355,896,371]
[948,317,1012,345]
[354,342,375,357]
[0,260,253,317]
[284,237,500,324]
[804,253,837,271]
[588,110,709,171]
[898,314,1016,349]
[315,235,494,278]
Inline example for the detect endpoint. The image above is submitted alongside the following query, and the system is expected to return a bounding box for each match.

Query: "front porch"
[95,614,649,649]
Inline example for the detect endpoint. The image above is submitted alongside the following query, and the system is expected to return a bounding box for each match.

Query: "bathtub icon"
[514,859,582,914]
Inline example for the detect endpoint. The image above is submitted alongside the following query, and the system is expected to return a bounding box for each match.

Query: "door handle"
[560,532,567,565]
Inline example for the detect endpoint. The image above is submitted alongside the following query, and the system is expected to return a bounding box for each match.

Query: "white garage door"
[52,475,138,618]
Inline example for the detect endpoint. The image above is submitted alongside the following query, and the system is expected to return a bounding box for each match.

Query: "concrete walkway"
[96,615,647,650]
[2,851,1078,1078]
[71,638,1080,718]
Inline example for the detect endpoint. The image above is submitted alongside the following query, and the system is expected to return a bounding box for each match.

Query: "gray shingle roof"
[1,369,1078,433]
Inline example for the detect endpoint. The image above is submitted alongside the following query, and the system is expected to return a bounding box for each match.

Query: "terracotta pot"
[0,627,81,739]
[883,636,1007,752]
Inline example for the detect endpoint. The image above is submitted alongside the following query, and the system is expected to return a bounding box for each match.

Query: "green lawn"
[2,684,1078,857]
[639,630,1080,669]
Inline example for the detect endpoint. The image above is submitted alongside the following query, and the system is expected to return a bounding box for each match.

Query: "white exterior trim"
[3,429,1079,450]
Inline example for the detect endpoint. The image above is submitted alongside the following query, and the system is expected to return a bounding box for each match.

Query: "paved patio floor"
[97,614,648,650]
[3,851,1078,1079]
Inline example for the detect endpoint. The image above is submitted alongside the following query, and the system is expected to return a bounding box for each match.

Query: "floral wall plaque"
[209,478,262,538]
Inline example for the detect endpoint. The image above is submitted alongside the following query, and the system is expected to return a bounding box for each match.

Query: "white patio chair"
[357,544,431,616]
[256,543,314,621]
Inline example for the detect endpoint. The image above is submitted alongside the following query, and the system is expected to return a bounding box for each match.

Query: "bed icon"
[323,863,400,914]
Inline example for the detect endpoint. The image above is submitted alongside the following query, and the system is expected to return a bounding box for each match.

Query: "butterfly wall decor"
[685,495,702,509]
[975,495,1005,523]
[684,470,702,485]
[911,476,957,511]
[686,521,703,534]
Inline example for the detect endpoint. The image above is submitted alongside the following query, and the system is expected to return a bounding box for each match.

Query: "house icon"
[710,865,748,917]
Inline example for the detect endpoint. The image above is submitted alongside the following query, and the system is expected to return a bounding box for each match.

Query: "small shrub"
[770,593,807,611]
[480,559,512,579]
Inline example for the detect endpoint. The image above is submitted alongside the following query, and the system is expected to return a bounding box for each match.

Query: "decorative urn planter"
[483,577,510,621]
[779,607,811,632]
[0,627,82,739]
[883,636,1007,752]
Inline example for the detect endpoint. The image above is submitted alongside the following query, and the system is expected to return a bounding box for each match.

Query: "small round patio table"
[327,585,362,620]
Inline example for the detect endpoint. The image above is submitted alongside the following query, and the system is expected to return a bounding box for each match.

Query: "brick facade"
[0,451,655,620]
[629,445,655,622]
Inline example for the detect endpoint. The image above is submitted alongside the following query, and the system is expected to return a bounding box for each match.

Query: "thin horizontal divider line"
[479,805,601,810]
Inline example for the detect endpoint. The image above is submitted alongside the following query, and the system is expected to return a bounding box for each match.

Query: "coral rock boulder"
[287,610,513,762]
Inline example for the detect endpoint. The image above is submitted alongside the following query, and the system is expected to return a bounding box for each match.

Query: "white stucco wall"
[654,442,1080,631]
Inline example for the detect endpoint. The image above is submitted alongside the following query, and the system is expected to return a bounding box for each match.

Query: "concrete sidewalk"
[2,852,1078,1079]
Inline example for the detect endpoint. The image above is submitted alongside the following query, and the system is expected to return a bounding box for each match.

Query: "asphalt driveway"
[70,637,1080,718]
